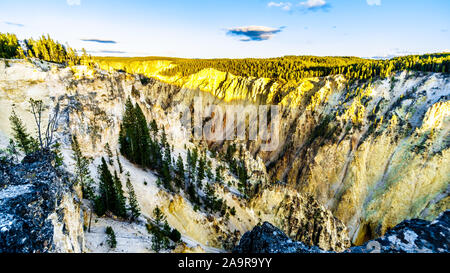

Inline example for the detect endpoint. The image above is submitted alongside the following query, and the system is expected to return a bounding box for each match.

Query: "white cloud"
[67,0,81,6]
[299,0,327,9]
[227,26,283,42]
[268,2,293,11]
[367,0,381,6]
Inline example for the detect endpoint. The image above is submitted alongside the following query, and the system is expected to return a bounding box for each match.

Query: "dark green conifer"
[98,157,116,214]
[105,143,113,165]
[161,160,173,192]
[126,178,141,221]
[105,226,117,249]
[197,157,205,186]
[174,154,185,189]
[9,110,36,155]
[116,150,123,173]
[71,136,94,199]
[113,171,127,218]
[215,165,223,184]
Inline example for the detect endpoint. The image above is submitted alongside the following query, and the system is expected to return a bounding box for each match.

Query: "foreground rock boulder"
[234,211,450,253]
[349,211,450,253]
[233,222,327,253]
[0,152,85,253]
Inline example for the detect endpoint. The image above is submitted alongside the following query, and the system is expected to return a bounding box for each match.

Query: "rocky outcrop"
[349,211,450,253]
[0,152,85,253]
[233,222,326,254]
[234,211,450,253]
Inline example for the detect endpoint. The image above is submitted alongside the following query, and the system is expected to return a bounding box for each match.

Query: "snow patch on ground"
[0,131,9,148]
[85,216,153,253]
[0,184,33,201]
[0,213,15,232]
[386,230,421,252]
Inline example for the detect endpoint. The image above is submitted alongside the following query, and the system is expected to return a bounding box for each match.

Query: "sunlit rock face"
[249,186,351,251]
[0,59,448,251]
[264,73,450,245]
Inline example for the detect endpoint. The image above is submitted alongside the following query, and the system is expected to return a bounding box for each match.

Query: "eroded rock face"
[0,152,84,253]
[250,186,350,251]
[234,211,450,253]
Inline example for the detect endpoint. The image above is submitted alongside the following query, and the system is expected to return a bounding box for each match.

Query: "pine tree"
[150,119,158,134]
[168,229,181,243]
[197,157,205,186]
[94,195,106,216]
[51,142,63,167]
[134,103,152,167]
[215,165,223,184]
[113,171,127,218]
[119,98,152,168]
[206,161,213,181]
[119,124,129,159]
[187,148,198,185]
[186,149,193,184]
[161,159,173,192]
[126,178,140,221]
[9,110,35,155]
[119,98,136,161]
[191,148,199,167]
[6,139,18,162]
[161,128,167,147]
[225,144,236,163]
[116,151,123,174]
[71,136,94,200]
[163,144,171,167]
[150,138,162,168]
[24,34,80,64]
[237,161,249,195]
[105,143,113,165]
[187,149,192,166]
[204,183,215,209]
[97,157,116,215]
[174,154,185,189]
[105,226,117,249]
[187,183,200,206]
[153,206,166,226]
[230,207,236,216]
[149,206,171,252]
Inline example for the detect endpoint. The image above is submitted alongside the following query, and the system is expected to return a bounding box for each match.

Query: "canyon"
[0,58,448,252]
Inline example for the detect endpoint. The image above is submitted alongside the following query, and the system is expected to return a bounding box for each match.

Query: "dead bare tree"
[45,101,61,149]
[29,99,46,150]
[29,98,61,151]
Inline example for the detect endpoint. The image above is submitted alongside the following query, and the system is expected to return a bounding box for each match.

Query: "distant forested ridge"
[96,53,450,84]
[2,32,449,84]
[161,54,450,83]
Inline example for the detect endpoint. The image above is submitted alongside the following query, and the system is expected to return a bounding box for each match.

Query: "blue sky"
[0,0,449,58]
